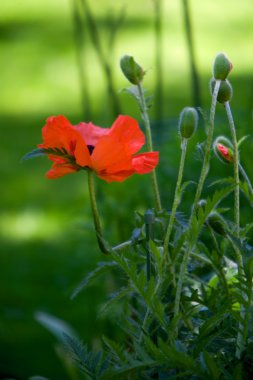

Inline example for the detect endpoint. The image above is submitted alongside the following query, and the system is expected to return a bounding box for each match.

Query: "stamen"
[87,145,95,155]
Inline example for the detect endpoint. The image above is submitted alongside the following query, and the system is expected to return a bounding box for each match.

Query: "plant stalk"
[225,102,240,237]
[225,102,246,358]
[163,138,188,284]
[87,170,108,254]
[137,82,162,212]
[173,80,221,332]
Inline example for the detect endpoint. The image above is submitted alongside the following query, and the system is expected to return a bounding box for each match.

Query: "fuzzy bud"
[210,78,233,103]
[206,212,227,236]
[120,55,145,85]
[213,53,233,80]
[178,107,198,139]
[216,143,234,164]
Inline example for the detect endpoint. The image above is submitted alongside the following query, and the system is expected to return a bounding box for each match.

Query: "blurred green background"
[0,0,252,378]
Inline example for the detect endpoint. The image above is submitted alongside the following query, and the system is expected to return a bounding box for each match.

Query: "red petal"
[46,162,80,179]
[132,152,159,174]
[97,169,135,183]
[39,115,76,151]
[39,115,91,168]
[109,115,145,155]
[91,115,144,172]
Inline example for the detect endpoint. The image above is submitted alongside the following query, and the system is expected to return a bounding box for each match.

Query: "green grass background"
[0,0,253,378]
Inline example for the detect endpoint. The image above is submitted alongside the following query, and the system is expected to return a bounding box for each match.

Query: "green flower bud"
[178,107,198,139]
[210,78,233,103]
[206,212,227,236]
[120,55,145,85]
[213,53,233,80]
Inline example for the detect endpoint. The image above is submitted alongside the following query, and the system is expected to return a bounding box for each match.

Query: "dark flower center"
[87,145,95,155]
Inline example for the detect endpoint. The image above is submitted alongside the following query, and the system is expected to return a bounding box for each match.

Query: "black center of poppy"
[87,145,95,155]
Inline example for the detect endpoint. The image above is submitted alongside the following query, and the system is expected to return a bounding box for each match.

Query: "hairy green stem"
[137,82,162,212]
[87,170,108,254]
[163,138,188,284]
[225,102,246,358]
[173,80,221,332]
[225,102,240,236]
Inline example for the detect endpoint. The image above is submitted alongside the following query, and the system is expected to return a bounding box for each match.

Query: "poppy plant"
[31,114,159,182]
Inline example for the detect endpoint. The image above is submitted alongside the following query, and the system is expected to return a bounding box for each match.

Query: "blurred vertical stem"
[137,82,162,212]
[181,0,201,107]
[173,80,220,332]
[87,170,108,254]
[225,102,240,236]
[145,210,155,282]
[225,101,246,358]
[80,0,121,117]
[71,0,91,120]
[153,0,164,123]
[163,138,188,282]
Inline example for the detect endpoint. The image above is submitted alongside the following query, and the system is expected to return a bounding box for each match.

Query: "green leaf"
[99,287,129,317]
[22,148,47,160]
[71,261,117,299]
[35,311,78,343]
[200,351,221,379]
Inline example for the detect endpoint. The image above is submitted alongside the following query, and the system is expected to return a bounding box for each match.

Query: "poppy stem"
[87,170,109,254]
[225,101,240,236]
[137,82,162,212]
[173,80,220,337]
[163,138,188,284]
[224,101,246,359]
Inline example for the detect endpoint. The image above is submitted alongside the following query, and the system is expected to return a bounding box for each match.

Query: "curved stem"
[163,138,188,284]
[173,80,221,334]
[225,102,246,358]
[191,80,221,217]
[136,82,162,212]
[87,170,109,254]
[225,102,240,237]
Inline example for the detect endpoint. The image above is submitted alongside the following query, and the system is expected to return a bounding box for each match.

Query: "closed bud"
[215,143,234,164]
[178,107,198,139]
[210,78,233,103]
[120,55,145,85]
[213,53,233,80]
[206,212,227,236]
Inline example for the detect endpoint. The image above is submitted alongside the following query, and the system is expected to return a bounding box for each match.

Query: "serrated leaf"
[99,287,129,317]
[35,311,78,343]
[71,261,117,299]
[22,148,47,160]
[102,336,126,362]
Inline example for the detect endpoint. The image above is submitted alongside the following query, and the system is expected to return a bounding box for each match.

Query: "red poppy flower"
[38,115,159,182]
